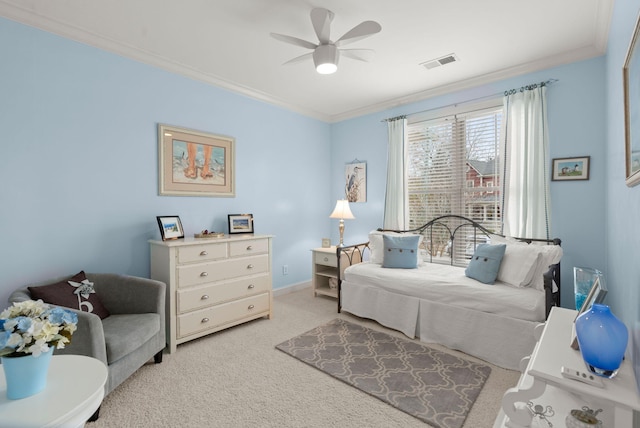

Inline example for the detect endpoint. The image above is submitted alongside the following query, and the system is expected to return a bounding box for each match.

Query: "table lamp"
[329,200,355,247]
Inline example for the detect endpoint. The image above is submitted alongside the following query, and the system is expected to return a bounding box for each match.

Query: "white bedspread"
[343,262,546,322]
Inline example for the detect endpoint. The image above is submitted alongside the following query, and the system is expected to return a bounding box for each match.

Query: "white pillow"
[492,235,540,287]
[369,230,424,265]
[529,244,563,291]
[492,235,562,290]
[500,244,541,287]
[369,230,385,264]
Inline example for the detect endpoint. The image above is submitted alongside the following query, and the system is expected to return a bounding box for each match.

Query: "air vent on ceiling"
[420,53,459,70]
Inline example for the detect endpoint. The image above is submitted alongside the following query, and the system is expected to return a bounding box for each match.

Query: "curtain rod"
[381,78,558,122]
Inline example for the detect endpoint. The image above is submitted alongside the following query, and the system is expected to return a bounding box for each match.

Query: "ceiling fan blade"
[282,52,313,65]
[310,7,334,44]
[340,49,375,62]
[335,21,382,47]
[270,33,318,50]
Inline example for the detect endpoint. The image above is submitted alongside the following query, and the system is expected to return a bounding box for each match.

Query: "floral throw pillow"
[28,271,110,319]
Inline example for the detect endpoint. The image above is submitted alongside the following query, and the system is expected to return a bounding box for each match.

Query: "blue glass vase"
[1,348,54,399]
[575,303,628,378]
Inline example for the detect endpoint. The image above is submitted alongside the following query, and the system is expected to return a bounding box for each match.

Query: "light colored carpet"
[91,287,519,427]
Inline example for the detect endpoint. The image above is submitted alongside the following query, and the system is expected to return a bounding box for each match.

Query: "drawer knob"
[323,257,329,262]
[246,245,253,251]
[248,304,255,310]
[247,264,254,269]
[247,284,255,289]
[200,272,209,277]
[201,318,210,323]
[200,251,208,256]
[201,294,209,300]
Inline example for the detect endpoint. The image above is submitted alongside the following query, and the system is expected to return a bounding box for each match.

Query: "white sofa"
[337,216,562,370]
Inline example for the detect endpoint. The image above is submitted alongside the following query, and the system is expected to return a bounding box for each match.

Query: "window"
[485,180,494,194]
[406,100,503,256]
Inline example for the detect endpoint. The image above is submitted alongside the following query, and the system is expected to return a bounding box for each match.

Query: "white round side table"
[0,354,108,428]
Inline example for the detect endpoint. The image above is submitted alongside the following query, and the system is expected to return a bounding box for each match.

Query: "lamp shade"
[329,200,354,219]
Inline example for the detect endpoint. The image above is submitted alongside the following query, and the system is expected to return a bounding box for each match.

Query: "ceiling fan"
[270,8,382,74]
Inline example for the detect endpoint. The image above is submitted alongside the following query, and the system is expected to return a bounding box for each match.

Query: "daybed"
[336,215,562,370]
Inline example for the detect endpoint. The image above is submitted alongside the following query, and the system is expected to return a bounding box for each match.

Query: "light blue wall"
[0,12,627,327]
[331,57,607,307]
[0,18,330,306]
[605,0,640,390]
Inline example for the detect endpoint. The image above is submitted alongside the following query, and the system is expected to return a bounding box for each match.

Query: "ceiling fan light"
[313,45,338,74]
[316,62,337,74]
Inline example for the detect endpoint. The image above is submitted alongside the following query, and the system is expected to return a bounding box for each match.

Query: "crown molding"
[0,2,333,122]
[0,0,610,124]
[329,44,606,123]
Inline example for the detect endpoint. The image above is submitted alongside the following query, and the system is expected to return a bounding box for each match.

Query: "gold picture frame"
[623,12,640,187]
[158,124,235,197]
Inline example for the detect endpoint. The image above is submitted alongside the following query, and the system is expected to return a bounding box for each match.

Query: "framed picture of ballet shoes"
[158,124,235,197]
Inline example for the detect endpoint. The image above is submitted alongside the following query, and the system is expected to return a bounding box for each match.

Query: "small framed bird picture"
[345,161,366,202]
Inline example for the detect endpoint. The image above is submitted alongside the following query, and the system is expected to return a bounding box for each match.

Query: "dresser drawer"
[177,243,227,264]
[177,254,270,288]
[177,274,271,313]
[177,293,270,338]
[229,238,269,257]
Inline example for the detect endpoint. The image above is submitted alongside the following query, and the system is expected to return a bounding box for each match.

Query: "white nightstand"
[311,246,361,299]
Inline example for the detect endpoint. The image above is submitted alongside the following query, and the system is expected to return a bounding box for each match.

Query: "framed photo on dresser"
[156,216,184,241]
[228,214,254,234]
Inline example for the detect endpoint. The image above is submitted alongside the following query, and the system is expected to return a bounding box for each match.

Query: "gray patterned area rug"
[276,319,491,428]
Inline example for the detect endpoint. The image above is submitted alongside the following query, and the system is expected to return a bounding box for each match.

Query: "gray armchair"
[9,273,166,400]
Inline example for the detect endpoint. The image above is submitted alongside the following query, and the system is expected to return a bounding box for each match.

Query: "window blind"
[407,103,503,261]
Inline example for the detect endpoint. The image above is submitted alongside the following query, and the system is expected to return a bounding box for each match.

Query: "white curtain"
[383,117,408,230]
[501,86,551,239]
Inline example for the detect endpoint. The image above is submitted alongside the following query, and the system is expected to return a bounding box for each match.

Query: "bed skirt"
[341,280,539,370]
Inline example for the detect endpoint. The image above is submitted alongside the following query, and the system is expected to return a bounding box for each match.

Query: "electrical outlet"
[282,265,288,275]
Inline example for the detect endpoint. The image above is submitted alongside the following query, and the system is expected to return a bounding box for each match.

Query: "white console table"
[0,355,107,427]
[494,306,640,428]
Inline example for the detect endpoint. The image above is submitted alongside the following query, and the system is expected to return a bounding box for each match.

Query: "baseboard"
[273,281,311,297]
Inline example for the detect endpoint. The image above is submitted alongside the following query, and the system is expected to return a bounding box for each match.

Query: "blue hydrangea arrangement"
[0,300,78,358]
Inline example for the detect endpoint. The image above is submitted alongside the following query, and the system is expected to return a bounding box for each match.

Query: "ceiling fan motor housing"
[314,45,339,74]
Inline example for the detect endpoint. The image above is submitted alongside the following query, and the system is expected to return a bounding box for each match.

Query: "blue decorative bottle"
[575,303,628,378]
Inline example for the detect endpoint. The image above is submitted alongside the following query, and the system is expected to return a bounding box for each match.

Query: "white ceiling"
[0,0,613,123]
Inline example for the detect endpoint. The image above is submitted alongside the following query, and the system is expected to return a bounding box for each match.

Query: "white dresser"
[150,235,273,353]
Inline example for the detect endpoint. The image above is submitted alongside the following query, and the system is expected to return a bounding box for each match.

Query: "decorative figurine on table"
[565,407,603,428]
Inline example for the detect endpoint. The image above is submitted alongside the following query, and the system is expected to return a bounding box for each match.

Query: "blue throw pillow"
[382,234,420,269]
[465,243,507,284]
